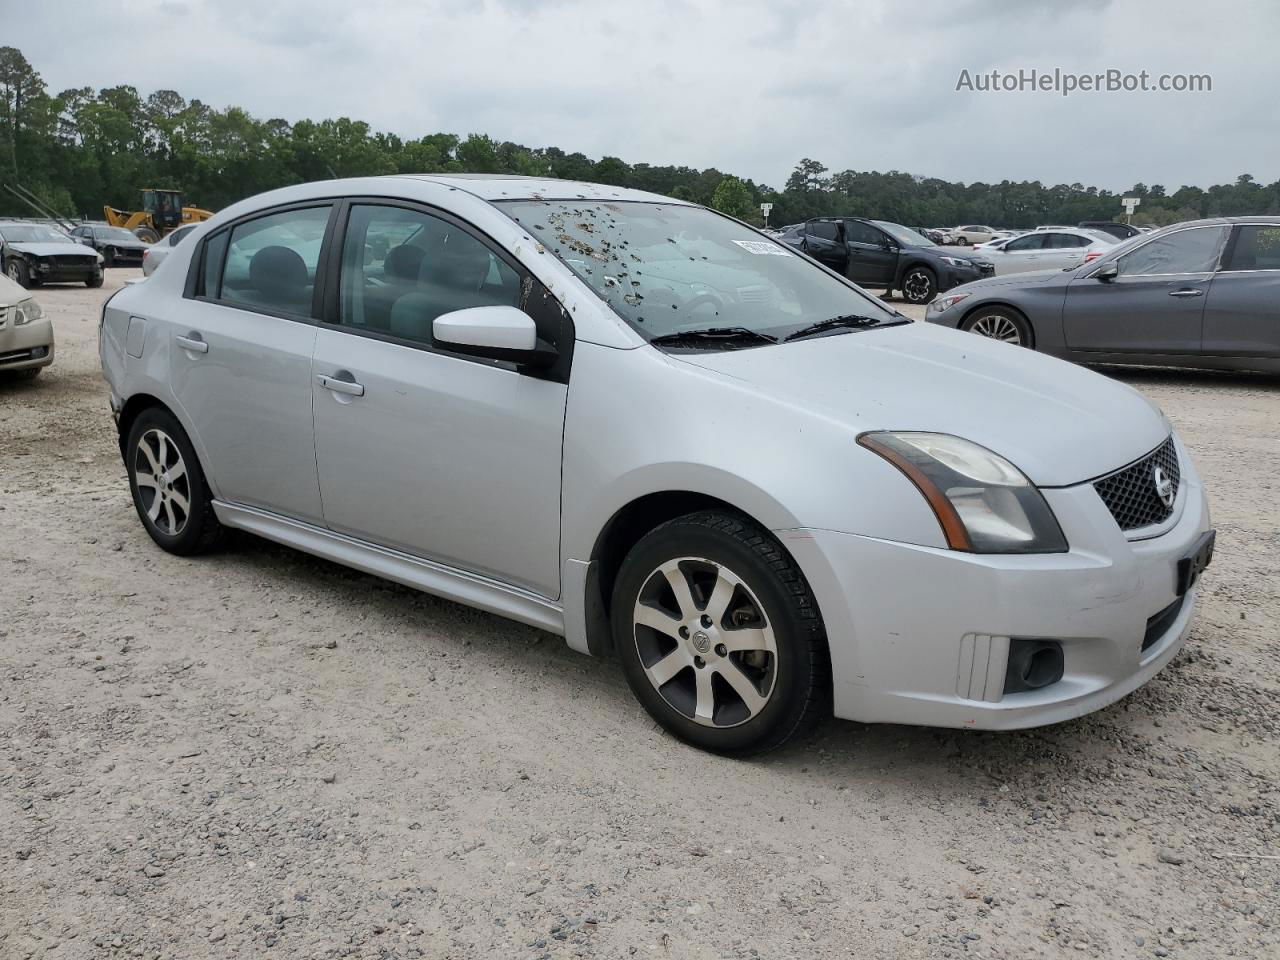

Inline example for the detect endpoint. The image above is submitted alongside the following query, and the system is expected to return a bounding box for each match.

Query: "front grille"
[1093,436,1180,532]
[52,255,96,267]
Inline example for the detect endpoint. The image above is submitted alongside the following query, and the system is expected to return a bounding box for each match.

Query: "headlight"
[13,298,44,325]
[858,432,1068,554]
[930,292,970,313]
[939,256,973,268]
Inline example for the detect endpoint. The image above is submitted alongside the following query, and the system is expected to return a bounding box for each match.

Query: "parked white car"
[0,272,53,379]
[951,224,998,245]
[976,229,1115,275]
[141,223,202,277]
[98,175,1213,755]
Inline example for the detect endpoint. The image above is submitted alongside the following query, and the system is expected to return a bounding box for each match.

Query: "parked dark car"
[914,226,948,245]
[0,221,104,288]
[1078,221,1142,241]
[783,218,993,304]
[926,217,1280,373]
[68,224,148,267]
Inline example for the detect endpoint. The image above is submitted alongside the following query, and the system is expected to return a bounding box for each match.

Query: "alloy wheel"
[133,428,192,536]
[632,557,778,728]
[6,262,18,281]
[969,313,1024,345]
[903,270,933,303]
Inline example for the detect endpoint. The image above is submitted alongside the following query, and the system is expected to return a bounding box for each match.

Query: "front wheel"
[86,274,104,288]
[134,227,161,244]
[611,512,829,756]
[962,306,1034,348]
[5,258,30,288]
[125,407,223,555]
[900,265,937,304]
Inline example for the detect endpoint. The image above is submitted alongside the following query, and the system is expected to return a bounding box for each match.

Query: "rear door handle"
[175,332,208,354]
[1169,288,1204,298]
[316,373,365,397]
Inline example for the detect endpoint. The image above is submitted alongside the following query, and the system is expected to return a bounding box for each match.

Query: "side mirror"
[433,305,557,368]
[1094,263,1120,283]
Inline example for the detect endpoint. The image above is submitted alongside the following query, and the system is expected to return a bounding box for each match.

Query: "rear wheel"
[5,258,30,288]
[962,306,1033,348]
[612,511,829,756]
[125,407,223,555]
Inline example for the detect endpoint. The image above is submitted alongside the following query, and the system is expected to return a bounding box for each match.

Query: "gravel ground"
[2,271,1278,960]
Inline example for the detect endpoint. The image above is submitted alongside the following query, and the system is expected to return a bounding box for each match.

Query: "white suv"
[99,175,1214,755]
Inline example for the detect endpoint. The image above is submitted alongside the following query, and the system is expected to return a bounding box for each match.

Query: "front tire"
[962,306,1034,348]
[900,265,937,305]
[134,227,161,244]
[86,273,104,288]
[5,258,30,288]
[611,511,829,756]
[125,407,223,555]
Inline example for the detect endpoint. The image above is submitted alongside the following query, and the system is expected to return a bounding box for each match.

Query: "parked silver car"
[0,271,53,378]
[974,229,1115,276]
[926,217,1280,372]
[142,223,201,277]
[99,175,1214,755]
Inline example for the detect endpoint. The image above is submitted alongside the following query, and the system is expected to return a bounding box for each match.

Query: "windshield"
[1,224,69,243]
[872,221,935,247]
[96,227,140,241]
[497,200,904,342]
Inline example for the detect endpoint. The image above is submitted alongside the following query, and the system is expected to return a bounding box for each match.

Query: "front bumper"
[32,257,102,283]
[936,262,992,293]
[781,436,1211,730]
[0,316,55,370]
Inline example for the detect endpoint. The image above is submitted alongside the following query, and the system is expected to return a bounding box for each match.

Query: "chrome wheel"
[902,269,934,303]
[632,557,778,728]
[133,428,191,536]
[969,313,1024,345]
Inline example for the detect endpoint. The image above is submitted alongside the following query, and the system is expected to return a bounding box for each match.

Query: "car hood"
[672,321,1168,487]
[949,268,1075,294]
[9,241,99,258]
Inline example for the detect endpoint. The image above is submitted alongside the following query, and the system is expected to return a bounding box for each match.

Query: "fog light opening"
[1004,639,1064,694]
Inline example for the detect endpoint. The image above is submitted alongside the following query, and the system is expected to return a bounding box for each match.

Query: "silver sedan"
[976,229,1115,276]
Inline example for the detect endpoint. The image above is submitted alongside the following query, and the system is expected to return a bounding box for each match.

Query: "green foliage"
[0,45,1277,230]
[711,175,756,220]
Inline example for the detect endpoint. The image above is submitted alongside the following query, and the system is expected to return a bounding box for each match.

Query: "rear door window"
[1223,225,1280,271]
[807,221,839,242]
[1046,233,1089,249]
[218,206,333,317]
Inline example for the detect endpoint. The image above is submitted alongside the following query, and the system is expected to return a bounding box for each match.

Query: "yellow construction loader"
[103,189,214,243]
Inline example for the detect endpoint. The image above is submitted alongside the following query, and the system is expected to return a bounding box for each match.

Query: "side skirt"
[213,501,565,636]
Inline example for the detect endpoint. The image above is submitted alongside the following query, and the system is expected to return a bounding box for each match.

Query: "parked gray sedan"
[926,217,1280,374]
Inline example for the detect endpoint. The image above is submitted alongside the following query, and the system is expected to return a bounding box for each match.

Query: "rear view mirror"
[433,305,557,368]
[1094,263,1120,282]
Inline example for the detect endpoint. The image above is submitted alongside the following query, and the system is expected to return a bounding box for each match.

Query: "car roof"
[390,173,686,205]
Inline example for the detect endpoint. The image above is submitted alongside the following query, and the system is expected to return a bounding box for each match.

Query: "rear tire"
[125,407,223,556]
[611,511,829,756]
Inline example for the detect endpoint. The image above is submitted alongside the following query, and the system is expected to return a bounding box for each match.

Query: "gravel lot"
[2,271,1278,960]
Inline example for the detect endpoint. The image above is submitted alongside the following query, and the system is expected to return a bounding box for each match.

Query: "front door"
[169,203,334,524]
[1063,225,1228,354]
[310,202,570,599]
[843,220,898,286]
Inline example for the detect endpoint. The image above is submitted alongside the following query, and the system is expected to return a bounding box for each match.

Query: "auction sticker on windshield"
[732,239,791,256]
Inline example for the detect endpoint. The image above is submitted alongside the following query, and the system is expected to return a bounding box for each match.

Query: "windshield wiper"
[649,326,778,348]
[783,314,885,342]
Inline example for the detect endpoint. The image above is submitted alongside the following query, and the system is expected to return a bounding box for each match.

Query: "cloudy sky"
[3,0,1274,191]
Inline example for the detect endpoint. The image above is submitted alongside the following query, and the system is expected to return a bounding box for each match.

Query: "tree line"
[2,45,1277,231]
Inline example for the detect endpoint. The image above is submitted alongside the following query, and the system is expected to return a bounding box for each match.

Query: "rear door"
[843,220,897,286]
[310,201,571,598]
[802,220,846,273]
[1040,232,1092,271]
[1202,224,1280,358]
[1062,224,1228,355]
[170,203,335,524]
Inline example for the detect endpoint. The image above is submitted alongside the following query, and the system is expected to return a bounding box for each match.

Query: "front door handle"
[316,372,365,397]
[1169,288,1204,298]
[175,332,208,354]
